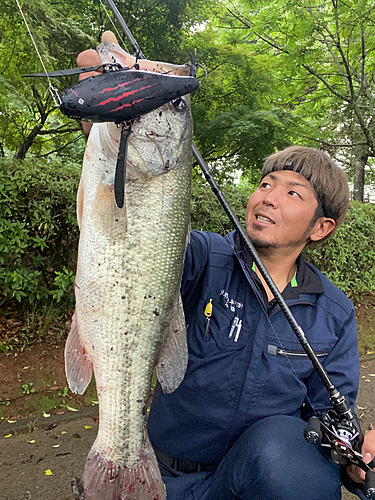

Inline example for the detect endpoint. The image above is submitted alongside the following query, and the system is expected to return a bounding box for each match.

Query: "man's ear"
[310,218,336,242]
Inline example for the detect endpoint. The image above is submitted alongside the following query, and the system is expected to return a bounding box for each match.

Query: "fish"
[64,41,193,500]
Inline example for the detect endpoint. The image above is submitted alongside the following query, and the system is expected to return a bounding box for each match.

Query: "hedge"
[0,155,79,310]
[1,158,374,313]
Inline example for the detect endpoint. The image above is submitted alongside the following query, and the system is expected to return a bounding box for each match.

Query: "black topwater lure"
[25,64,199,124]
[58,67,199,124]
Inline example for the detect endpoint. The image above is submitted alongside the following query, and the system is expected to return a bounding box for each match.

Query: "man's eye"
[289,191,300,198]
[260,182,271,189]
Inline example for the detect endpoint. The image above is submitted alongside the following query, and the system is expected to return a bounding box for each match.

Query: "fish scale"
[65,45,193,499]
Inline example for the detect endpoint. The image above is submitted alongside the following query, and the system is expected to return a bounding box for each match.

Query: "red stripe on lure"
[96,85,153,106]
[98,77,143,94]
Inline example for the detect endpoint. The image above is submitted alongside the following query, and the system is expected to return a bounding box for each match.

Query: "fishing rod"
[104,1,375,495]
[103,0,347,411]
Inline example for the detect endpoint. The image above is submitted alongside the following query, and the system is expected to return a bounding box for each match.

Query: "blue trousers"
[161,415,360,500]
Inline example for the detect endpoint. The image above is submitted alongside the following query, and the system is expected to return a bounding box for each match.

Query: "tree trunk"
[14,124,44,160]
[353,153,368,202]
[14,86,50,160]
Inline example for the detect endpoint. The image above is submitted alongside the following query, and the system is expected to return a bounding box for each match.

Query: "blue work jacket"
[148,230,360,465]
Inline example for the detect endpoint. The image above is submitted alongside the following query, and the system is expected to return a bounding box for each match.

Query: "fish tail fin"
[82,442,166,500]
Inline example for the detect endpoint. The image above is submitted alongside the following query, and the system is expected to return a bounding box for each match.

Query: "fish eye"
[172,97,187,111]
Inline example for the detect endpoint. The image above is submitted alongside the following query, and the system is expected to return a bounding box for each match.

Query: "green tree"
[182,26,302,181]
[0,0,97,158]
[220,0,375,200]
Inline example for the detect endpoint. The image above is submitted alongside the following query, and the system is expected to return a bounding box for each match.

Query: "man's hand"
[346,429,375,483]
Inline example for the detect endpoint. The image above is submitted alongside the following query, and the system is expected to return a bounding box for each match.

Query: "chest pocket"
[197,297,257,351]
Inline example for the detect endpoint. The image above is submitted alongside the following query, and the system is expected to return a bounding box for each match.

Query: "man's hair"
[261,146,349,242]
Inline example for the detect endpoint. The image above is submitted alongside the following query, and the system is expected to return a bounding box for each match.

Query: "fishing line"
[202,178,231,235]
[98,0,130,53]
[15,0,60,106]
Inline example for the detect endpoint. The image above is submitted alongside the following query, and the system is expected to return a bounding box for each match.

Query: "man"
[78,36,375,499]
[146,145,375,500]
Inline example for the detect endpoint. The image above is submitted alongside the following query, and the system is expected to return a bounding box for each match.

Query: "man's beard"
[250,233,307,251]
[249,224,313,252]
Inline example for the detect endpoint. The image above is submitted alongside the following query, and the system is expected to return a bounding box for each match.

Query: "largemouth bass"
[65,42,193,500]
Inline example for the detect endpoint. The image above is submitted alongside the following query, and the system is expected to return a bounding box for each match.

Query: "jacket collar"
[227,231,324,301]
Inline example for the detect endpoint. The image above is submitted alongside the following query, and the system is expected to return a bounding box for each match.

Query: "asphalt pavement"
[2,355,375,500]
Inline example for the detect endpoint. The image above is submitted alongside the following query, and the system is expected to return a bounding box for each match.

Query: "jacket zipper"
[268,344,329,358]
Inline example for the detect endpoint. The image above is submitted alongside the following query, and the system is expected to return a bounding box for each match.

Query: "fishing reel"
[305,409,375,499]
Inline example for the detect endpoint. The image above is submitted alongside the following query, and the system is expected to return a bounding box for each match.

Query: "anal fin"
[156,295,188,394]
[65,310,93,395]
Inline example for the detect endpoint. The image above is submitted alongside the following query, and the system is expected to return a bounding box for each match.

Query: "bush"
[303,201,375,302]
[0,155,80,311]
[191,168,252,234]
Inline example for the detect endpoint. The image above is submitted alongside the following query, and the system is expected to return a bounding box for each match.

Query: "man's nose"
[262,188,279,207]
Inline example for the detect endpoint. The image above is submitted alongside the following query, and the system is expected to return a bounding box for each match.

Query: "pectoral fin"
[64,310,93,395]
[156,295,188,394]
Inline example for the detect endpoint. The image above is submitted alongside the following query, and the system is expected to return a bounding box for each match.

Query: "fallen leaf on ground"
[44,469,53,476]
[66,406,78,412]
[4,434,12,438]
[7,420,17,423]
[43,412,50,418]
[61,431,67,434]
[52,444,60,448]
[28,440,35,444]
[49,386,59,391]
[367,351,374,355]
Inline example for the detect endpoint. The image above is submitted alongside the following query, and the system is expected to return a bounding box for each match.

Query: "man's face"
[246,170,320,251]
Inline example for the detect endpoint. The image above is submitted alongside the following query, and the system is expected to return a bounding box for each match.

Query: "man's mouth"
[255,214,274,224]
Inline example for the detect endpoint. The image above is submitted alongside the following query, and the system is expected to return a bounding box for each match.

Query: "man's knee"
[224,416,341,500]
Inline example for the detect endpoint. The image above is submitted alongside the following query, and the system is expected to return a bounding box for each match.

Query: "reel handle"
[304,416,323,445]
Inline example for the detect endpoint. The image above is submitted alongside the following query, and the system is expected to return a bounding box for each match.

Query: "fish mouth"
[254,212,275,225]
[97,42,135,69]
